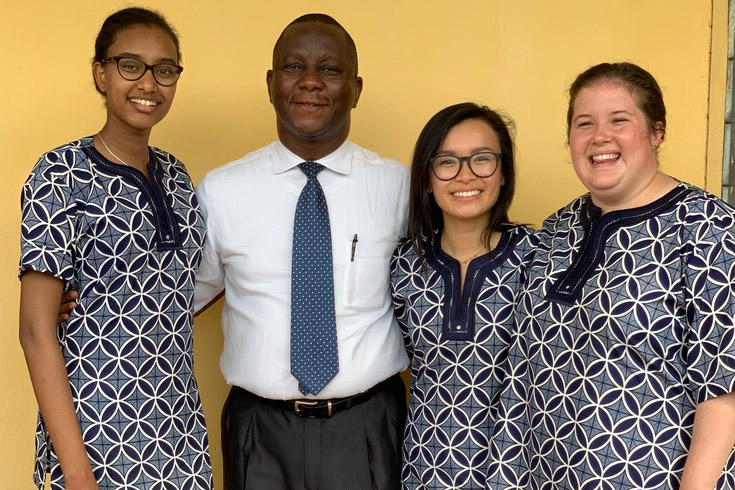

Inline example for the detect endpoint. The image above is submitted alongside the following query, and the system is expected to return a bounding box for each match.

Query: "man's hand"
[58,290,78,323]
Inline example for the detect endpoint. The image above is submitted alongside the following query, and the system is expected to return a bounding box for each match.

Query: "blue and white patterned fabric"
[19,137,212,490]
[390,225,538,489]
[488,183,735,490]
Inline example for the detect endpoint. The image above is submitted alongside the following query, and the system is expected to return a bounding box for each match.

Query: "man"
[194,14,409,490]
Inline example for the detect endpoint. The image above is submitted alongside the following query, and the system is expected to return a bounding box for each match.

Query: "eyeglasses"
[100,55,183,86]
[429,151,501,181]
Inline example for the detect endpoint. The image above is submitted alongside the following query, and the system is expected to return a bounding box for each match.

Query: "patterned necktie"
[291,161,339,395]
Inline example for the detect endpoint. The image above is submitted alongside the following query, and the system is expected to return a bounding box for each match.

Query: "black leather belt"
[263,375,397,419]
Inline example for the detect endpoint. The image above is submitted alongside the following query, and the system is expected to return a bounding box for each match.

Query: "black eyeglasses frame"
[100,55,184,87]
[429,151,502,181]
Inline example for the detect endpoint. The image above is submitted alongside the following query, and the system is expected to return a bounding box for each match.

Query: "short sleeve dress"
[19,137,212,490]
[488,183,735,490]
[390,225,538,489]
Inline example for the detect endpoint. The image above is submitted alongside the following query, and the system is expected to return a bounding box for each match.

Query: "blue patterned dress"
[488,183,735,490]
[19,137,212,490]
[390,225,538,489]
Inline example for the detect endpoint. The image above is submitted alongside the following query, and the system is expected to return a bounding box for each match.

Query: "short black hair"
[272,13,358,74]
[407,102,517,260]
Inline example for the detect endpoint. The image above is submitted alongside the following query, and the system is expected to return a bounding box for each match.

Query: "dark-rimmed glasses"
[430,152,501,181]
[100,56,183,86]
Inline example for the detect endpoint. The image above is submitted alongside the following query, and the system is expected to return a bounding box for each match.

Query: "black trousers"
[221,375,406,490]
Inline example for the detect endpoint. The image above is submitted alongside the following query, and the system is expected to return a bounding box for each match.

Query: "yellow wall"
[2,1,728,487]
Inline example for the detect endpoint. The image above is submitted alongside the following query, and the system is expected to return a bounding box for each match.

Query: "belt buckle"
[294,399,333,418]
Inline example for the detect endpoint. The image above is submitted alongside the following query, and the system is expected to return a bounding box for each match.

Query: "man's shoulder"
[345,141,409,177]
[198,142,276,188]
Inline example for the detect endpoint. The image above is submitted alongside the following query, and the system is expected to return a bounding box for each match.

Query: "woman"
[391,103,537,489]
[19,8,212,490]
[489,63,735,489]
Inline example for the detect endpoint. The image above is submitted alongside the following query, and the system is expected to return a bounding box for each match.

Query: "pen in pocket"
[351,233,358,261]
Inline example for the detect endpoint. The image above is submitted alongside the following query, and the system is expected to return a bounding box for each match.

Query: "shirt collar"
[272,140,352,176]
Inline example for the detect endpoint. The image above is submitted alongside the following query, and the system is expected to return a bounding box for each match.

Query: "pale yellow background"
[1,1,729,488]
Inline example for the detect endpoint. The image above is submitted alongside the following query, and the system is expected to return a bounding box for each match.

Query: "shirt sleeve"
[390,241,414,356]
[683,216,735,404]
[193,176,225,312]
[19,151,78,283]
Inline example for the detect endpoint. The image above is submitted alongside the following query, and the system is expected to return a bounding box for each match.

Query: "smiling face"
[569,81,664,209]
[93,25,178,135]
[429,118,504,227]
[267,21,362,159]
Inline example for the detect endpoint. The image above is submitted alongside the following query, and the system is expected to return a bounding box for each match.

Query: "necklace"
[97,132,146,168]
[457,249,486,265]
[441,235,488,265]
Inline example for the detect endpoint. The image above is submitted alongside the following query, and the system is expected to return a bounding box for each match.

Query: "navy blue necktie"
[291,162,339,395]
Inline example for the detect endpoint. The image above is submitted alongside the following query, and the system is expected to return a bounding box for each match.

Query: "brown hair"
[567,62,666,142]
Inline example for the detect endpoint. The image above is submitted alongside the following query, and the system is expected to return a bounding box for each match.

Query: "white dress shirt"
[195,140,410,399]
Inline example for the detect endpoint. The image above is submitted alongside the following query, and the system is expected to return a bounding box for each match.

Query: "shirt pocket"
[342,240,396,310]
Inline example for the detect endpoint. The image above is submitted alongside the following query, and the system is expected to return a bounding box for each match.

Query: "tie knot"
[299,161,325,178]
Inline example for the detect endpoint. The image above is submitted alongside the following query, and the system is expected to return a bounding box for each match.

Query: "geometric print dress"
[487,183,735,490]
[390,225,538,489]
[19,137,212,490]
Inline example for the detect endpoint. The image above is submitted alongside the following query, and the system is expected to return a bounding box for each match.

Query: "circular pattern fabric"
[488,183,735,490]
[391,225,537,489]
[19,137,212,490]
